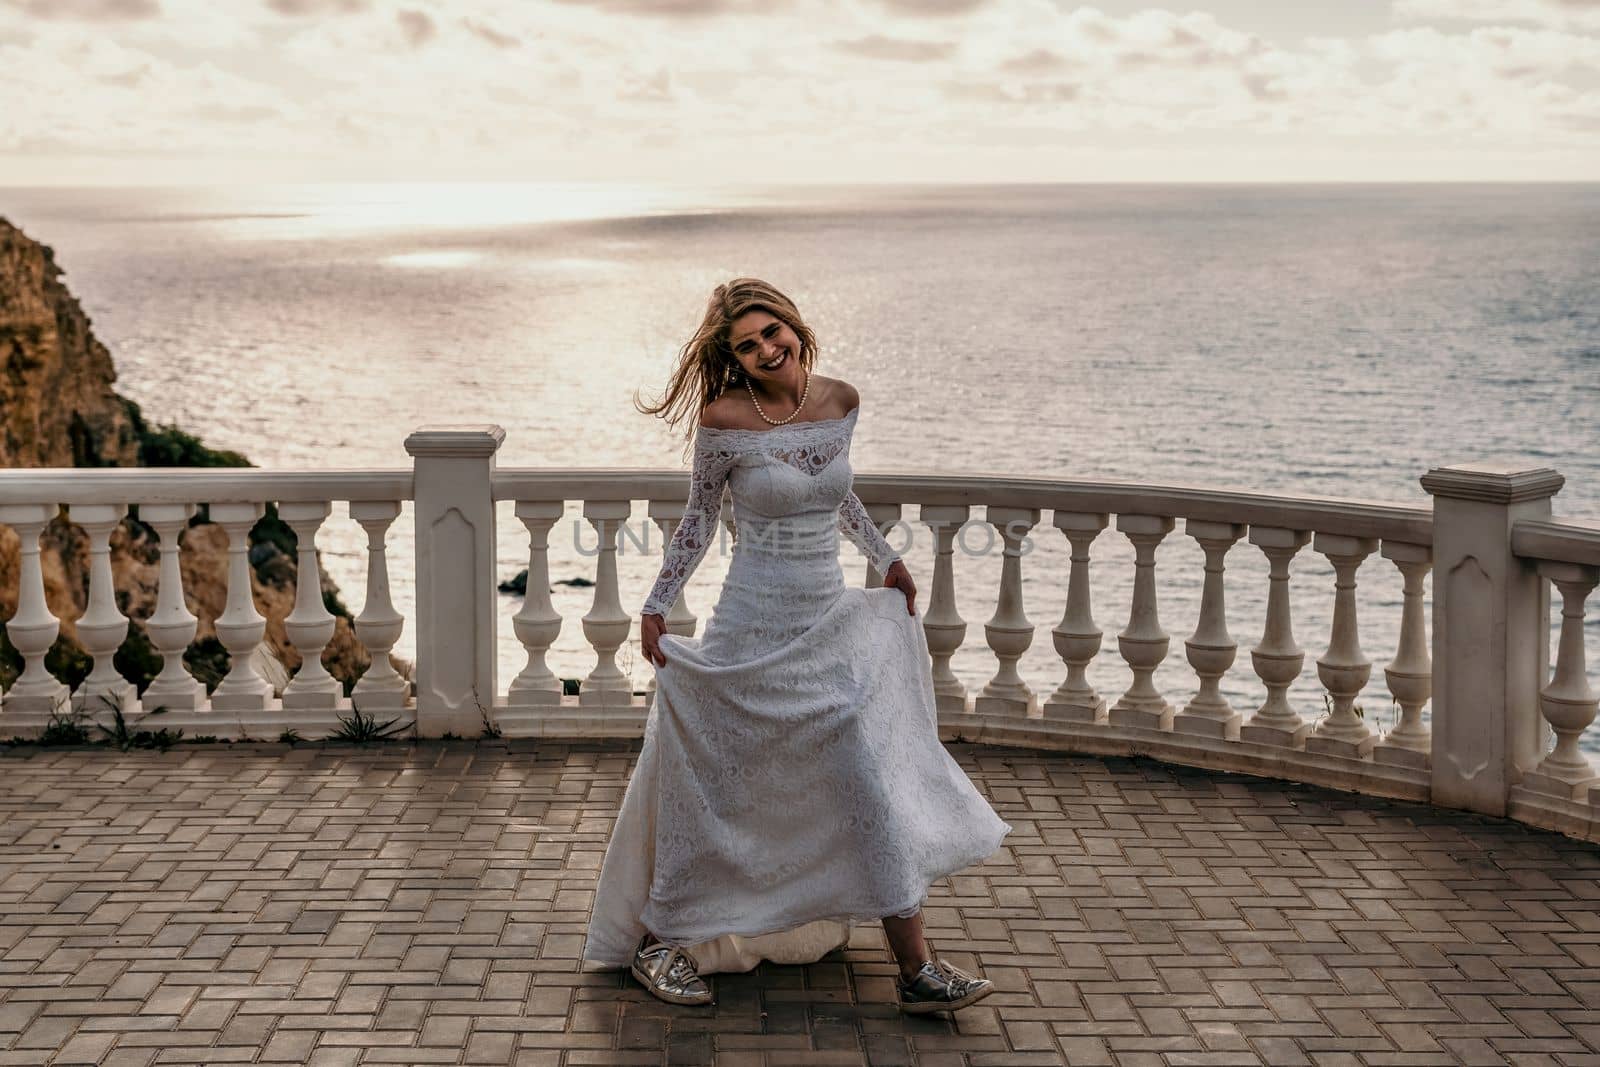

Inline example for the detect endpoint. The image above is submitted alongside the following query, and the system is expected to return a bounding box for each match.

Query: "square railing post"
[405,425,505,738]
[1422,464,1563,816]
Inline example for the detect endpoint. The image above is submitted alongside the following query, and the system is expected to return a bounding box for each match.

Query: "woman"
[581,278,1010,1014]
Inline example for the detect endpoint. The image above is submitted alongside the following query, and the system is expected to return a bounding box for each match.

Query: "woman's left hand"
[884,559,917,616]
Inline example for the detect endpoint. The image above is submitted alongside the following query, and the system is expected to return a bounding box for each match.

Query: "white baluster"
[210,502,274,712]
[71,504,134,719]
[1308,534,1379,758]
[1375,542,1432,768]
[1241,527,1312,747]
[1522,562,1599,800]
[976,506,1040,717]
[580,500,633,709]
[921,505,970,718]
[141,503,205,711]
[1043,512,1108,723]
[350,501,408,713]
[1110,514,1175,730]
[508,500,564,709]
[1174,520,1245,740]
[0,504,69,724]
[279,501,341,710]
[863,502,902,589]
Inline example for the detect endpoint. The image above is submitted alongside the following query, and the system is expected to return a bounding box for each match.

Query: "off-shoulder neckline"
[696,405,859,439]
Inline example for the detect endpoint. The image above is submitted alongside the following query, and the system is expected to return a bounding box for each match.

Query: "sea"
[3,183,1597,743]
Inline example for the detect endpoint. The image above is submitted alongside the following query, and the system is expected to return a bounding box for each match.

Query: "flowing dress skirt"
[583,534,1012,974]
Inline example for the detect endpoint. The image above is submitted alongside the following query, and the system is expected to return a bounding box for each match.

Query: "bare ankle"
[898,948,930,981]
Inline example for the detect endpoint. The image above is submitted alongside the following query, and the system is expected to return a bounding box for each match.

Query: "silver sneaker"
[896,954,994,1014]
[631,934,712,1006]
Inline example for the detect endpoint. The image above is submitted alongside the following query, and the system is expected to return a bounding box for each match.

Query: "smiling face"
[728,308,804,387]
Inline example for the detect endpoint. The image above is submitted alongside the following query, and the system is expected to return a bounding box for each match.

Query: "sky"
[0,0,1597,184]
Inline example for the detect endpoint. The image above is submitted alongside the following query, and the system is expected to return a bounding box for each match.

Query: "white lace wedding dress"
[582,406,1011,974]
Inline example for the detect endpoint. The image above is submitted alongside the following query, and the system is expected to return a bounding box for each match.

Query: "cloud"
[265,0,368,14]
[833,34,955,62]
[1106,10,1266,69]
[874,0,987,13]
[2,0,160,18]
[190,102,283,123]
[396,8,434,46]
[0,34,302,157]
[942,79,1079,104]
[4,0,1598,183]
[546,0,760,13]
[998,48,1068,74]
[463,17,518,48]
[1393,0,1600,31]
[618,67,674,100]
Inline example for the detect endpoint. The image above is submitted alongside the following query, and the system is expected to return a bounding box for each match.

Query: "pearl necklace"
[745,367,811,425]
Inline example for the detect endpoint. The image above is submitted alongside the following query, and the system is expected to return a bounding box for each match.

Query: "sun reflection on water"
[220,182,709,240]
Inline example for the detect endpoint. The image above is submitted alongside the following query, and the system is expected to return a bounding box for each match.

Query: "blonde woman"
[582,279,1010,1014]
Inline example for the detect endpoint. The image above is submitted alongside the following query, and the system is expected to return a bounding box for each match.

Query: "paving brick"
[6,741,1600,1066]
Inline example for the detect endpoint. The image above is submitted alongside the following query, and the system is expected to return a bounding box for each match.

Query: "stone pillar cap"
[1421,464,1564,504]
[404,425,507,458]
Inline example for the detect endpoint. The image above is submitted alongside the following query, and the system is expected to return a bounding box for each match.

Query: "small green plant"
[278,728,302,745]
[96,699,182,752]
[328,707,412,744]
[39,704,92,746]
[477,694,503,740]
[1319,692,1367,723]
[190,735,219,744]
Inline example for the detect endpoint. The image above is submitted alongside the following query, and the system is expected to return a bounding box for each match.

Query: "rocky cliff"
[0,217,374,704]
[0,220,140,468]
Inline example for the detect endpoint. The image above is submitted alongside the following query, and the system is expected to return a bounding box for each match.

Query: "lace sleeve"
[838,490,901,574]
[641,438,737,617]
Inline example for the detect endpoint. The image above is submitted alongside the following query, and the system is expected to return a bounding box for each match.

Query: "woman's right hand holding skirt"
[641,612,669,668]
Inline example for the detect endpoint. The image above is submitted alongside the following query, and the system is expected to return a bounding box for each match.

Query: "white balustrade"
[1308,534,1379,758]
[507,500,564,709]
[209,502,274,712]
[350,501,408,713]
[580,500,633,708]
[1520,562,1599,800]
[1424,466,1564,817]
[141,503,206,712]
[1375,542,1432,768]
[1110,514,1175,730]
[0,503,69,724]
[70,504,134,719]
[921,505,970,717]
[406,426,504,736]
[279,501,342,710]
[1174,520,1245,740]
[1241,526,1312,747]
[975,506,1040,716]
[1043,512,1109,723]
[33,445,1600,844]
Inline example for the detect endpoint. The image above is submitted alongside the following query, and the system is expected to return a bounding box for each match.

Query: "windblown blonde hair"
[635,278,819,455]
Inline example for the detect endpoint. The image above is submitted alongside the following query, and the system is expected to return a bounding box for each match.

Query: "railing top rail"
[1513,518,1600,569]
[0,469,414,507]
[492,468,1435,544]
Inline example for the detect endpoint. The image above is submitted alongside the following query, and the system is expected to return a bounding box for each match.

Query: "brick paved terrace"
[3,741,1600,1066]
